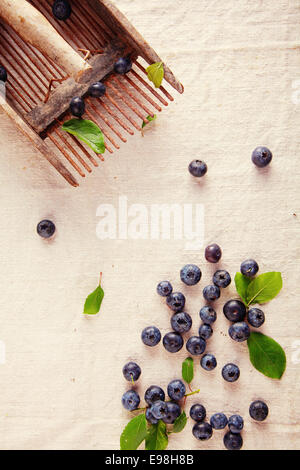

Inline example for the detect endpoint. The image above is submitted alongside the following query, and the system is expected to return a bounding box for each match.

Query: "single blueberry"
[122,390,140,411]
[70,96,85,117]
[190,403,206,422]
[188,160,207,177]
[240,258,259,277]
[167,379,186,401]
[37,219,56,239]
[222,363,240,382]
[52,0,72,21]
[162,402,181,424]
[122,362,141,382]
[251,146,272,168]
[166,292,186,312]
[163,332,184,353]
[200,353,217,371]
[199,306,217,324]
[213,270,231,288]
[88,81,106,98]
[0,65,7,82]
[249,400,269,421]
[203,285,220,302]
[150,400,168,420]
[141,326,161,347]
[171,312,192,333]
[157,280,173,297]
[223,431,243,450]
[205,243,222,263]
[210,413,228,430]
[192,422,213,440]
[228,322,250,342]
[228,415,244,434]
[223,299,246,322]
[180,264,202,286]
[247,307,265,328]
[114,57,132,74]
[145,407,158,424]
[186,336,206,356]
[144,385,165,405]
[198,324,213,340]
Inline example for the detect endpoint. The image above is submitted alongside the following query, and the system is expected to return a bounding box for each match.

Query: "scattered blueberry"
[180,264,202,286]
[210,413,228,430]
[203,285,220,301]
[228,322,250,342]
[162,402,181,424]
[88,81,106,98]
[122,390,140,411]
[205,243,222,263]
[171,312,192,333]
[157,280,173,297]
[0,65,7,82]
[200,353,217,371]
[240,259,259,277]
[228,415,244,434]
[249,400,269,421]
[70,96,85,117]
[213,270,231,288]
[37,219,56,239]
[150,400,168,419]
[145,407,158,424]
[141,326,161,347]
[188,160,207,177]
[144,385,165,405]
[114,57,132,74]
[192,422,213,440]
[122,362,141,382]
[223,431,243,450]
[222,363,240,382]
[163,332,184,353]
[186,336,206,356]
[52,0,72,21]
[247,307,265,328]
[190,403,206,422]
[199,306,217,324]
[198,323,213,340]
[167,379,186,401]
[223,299,246,322]
[251,146,272,168]
[166,292,186,312]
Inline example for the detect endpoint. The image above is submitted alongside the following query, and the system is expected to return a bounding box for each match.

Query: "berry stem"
[99,272,103,286]
[184,388,200,398]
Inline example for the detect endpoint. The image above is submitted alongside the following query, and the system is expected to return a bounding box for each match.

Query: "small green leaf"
[246,272,282,305]
[142,114,157,129]
[145,420,168,450]
[234,272,251,305]
[146,62,164,88]
[120,413,147,450]
[172,411,187,433]
[83,274,104,314]
[182,357,194,384]
[62,118,105,154]
[247,332,286,379]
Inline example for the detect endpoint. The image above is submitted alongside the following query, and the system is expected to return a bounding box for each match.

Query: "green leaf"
[146,62,164,88]
[182,357,194,384]
[142,114,157,129]
[172,411,187,433]
[247,332,286,379]
[62,119,105,154]
[234,272,251,305]
[246,272,282,305]
[120,413,147,450]
[145,420,168,450]
[83,275,104,314]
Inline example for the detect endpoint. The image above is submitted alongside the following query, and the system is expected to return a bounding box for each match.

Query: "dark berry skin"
[122,390,140,411]
[146,407,158,424]
[222,363,240,382]
[52,0,72,21]
[157,280,173,297]
[88,81,106,98]
[166,292,186,312]
[240,259,259,277]
[228,415,244,434]
[205,243,222,263]
[141,326,161,347]
[114,57,132,74]
[163,332,184,353]
[70,96,85,117]
[223,299,246,322]
[199,306,217,324]
[200,353,217,371]
[188,160,207,177]
[171,312,192,333]
[162,402,181,424]
[249,400,269,421]
[223,431,243,450]
[186,336,206,356]
[0,65,7,82]
[167,379,186,401]
[210,413,228,430]
[229,322,250,342]
[122,362,141,382]
[198,323,213,340]
[251,146,272,168]
[144,385,165,405]
[150,400,168,420]
[203,285,220,301]
[213,270,231,288]
[247,307,265,328]
[192,422,213,440]
[190,404,206,422]
[180,264,201,285]
[37,219,56,238]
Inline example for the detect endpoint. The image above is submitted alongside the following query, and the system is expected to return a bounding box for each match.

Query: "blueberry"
[150,400,168,420]
[157,280,173,297]
[240,259,259,277]
[213,270,231,288]
[188,160,207,177]
[190,403,206,422]
[167,379,186,401]
[228,322,250,342]
[199,306,217,324]
[222,363,240,382]
[114,57,132,74]
[88,81,106,98]
[223,299,246,322]
[186,336,206,356]
[141,326,161,347]
[180,264,202,286]
[223,431,243,450]
[210,413,228,430]
[0,65,7,82]
[251,146,272,168]
[203,285,220,301]
[162,402,181,424]
[171,312,192,333]
[52,0,72,21]
[144,385,165,405]
[198,324,213,340]
[122,362,141,382]
[166,292,186,312]
[228,415,244,434]
[200,353,217,371]
[249,400,268,421]
[70,96,85,117]
[37,219,56,239]
[192,422,213,440]
[145,407,158,424]
[205,243,222,263]
[122,390,140,411]
[163,332,184,353]
[247,307,265,328]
